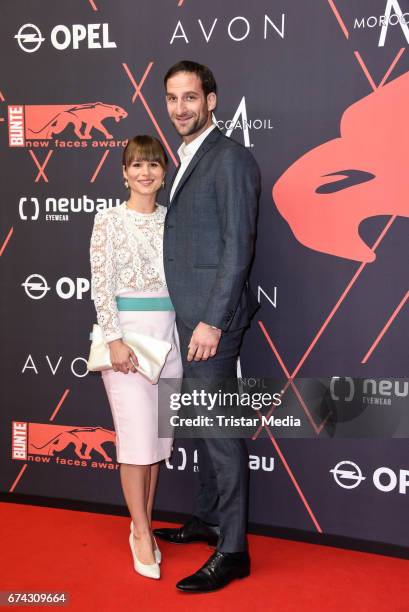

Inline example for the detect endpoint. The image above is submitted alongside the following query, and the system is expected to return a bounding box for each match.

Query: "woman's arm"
[90,212,137,374]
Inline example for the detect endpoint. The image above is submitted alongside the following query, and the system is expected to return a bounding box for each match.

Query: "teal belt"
[116,296,174,311]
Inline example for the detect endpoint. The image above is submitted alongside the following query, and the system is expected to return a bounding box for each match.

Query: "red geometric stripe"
[257,321,330,434]
[266,433,323,533]
[327,0,349,39]
[362,291,409,364]
[29,150,53,183]
[379,48,405,88]
[49,389,70,422]
[0,227,13,257]
[291,217,396,379]
[9,464,28,493]
[354,51,377,91]
[122,62,178,167]
[329,0,406,91]
[122,61,153,104]
[90,150,110,183]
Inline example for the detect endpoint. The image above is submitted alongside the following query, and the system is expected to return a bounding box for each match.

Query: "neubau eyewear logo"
[18,196,121,222]
[14,23,117,52]
[166,447,198,471]
[12,421,117,469]
[353,0,409,47]
[165,447,274,472]
[214,97,274,148]
[330,377,409,406]
[8,103,128,148]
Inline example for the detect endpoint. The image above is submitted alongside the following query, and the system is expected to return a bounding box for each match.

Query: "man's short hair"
[164,60,217,97]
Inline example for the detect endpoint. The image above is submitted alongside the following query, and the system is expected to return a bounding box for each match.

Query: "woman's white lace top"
[90,202,167,341]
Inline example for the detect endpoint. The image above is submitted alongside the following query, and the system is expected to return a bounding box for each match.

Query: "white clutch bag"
[87,324,172,385]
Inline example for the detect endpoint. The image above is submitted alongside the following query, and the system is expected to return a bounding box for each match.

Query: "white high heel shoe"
[129,532,160,580]
[130,521,161,564]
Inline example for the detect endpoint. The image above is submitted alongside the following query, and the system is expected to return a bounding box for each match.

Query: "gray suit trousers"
[176,318,249,553]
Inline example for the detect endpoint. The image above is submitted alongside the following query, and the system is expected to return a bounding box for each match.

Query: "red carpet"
[1,502,408,611]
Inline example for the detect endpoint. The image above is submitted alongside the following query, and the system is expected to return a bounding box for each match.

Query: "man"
[154,60,260,593]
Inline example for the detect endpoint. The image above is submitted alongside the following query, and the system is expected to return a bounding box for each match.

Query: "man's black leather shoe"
[176,550,250,593]
[153,516,219,546]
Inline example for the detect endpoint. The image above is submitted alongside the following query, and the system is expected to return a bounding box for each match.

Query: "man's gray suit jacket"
[163,127,261,332]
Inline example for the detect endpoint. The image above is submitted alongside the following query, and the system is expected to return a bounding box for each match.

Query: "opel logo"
[330,460,366,489]
[22,274,51,300]
[14,24,45,53]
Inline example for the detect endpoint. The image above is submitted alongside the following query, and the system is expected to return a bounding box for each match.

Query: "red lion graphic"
[25,102,127,140]
[273,70,409,263]
[30,426,116,461]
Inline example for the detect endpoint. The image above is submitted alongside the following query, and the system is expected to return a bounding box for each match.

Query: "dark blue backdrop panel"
[1,0,408,548]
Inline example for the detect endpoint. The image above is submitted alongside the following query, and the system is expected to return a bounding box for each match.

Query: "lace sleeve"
[90,212,122,342]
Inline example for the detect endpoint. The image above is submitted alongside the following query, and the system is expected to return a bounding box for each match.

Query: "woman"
[90,135,182,580]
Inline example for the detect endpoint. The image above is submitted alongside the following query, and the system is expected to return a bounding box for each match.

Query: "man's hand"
[187,322,222,362]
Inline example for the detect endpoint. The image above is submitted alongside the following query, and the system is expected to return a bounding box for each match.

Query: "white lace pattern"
[90,202,167,341]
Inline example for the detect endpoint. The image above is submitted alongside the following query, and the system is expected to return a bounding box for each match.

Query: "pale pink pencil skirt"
[102,288,183,465]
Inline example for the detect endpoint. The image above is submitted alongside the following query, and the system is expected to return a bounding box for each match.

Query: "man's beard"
[173,113,208,138]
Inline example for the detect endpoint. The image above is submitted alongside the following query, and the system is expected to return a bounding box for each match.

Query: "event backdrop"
[1,0,409,548]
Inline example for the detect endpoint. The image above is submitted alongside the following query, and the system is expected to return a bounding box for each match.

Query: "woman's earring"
[161,179,165,189]
[124,179,129,190]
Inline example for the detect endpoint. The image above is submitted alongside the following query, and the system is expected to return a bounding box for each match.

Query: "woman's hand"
[109,339,138,374]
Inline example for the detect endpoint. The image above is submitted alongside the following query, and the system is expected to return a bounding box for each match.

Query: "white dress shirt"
[170,123,216,202]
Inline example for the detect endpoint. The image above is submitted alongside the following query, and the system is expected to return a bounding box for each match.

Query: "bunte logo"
[8,102,128,148]
[12,421,118,468]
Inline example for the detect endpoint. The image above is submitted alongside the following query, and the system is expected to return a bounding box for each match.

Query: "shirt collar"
[177,123,216,163]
